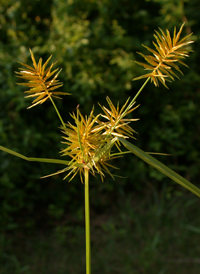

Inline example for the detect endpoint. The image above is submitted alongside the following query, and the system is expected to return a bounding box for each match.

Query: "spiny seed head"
[59,107,117,182]
[98,96,139,139]
[42,98,139,182]
[16,49,70,108]
[133,23,194,88]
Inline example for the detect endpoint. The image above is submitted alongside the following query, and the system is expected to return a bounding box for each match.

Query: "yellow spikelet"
[16,49,70,108]
[133,23,194,87]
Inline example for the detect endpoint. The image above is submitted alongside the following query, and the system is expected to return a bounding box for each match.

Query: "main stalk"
[84,168,91,274]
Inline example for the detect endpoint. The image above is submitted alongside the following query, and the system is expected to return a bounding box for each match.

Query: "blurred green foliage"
[0,0,200,231]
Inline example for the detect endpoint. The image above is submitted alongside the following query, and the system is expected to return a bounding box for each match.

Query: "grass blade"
[0,145,70,165]
[118,138,200,198]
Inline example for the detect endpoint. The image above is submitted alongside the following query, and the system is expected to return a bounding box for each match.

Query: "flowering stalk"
[49,96,66,128]
[85,168,91,274]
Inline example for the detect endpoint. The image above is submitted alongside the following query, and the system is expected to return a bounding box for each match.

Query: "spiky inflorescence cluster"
[133,23,193,87]
[63,99,139,181]
[16,49,69,108]
[61,108,109,182]
[43,98,138,182]
[43,108,114,182]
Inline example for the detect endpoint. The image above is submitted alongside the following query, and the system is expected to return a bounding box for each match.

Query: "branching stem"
[49,96,66,128]
[130,77,150,105]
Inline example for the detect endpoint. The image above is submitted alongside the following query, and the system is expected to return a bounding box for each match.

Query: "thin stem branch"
[49,96,66,128]
[130,77,150,105]
[84,168,91,274]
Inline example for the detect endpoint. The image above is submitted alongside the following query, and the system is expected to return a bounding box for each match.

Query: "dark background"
[1,0,200,273]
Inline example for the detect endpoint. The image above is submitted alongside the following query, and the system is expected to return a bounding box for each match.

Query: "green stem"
[130,77,150,105]
[49,96,66,128]
[84,168,91,274]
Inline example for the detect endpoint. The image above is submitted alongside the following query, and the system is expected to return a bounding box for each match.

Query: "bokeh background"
[1,0,200,273]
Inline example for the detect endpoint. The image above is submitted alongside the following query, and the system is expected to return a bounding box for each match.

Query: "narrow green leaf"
[0,145,70,165]
[118,138,200,198]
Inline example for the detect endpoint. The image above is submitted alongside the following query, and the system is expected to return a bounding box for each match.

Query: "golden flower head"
[133,23,194,88]
[16,49,70,108]
[43,107,118,182]
[42,98,139,182]
[43,97,138,182]
[98,96,139,139]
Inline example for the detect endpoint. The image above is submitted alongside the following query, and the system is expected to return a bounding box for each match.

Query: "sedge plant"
[1,23,200,274]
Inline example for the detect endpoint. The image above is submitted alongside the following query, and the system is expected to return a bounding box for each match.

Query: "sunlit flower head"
[42,107,118,182]
[42,98,139,182]
[16,49,69,108]
[98,96,139,139]
[132,23,194,87]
